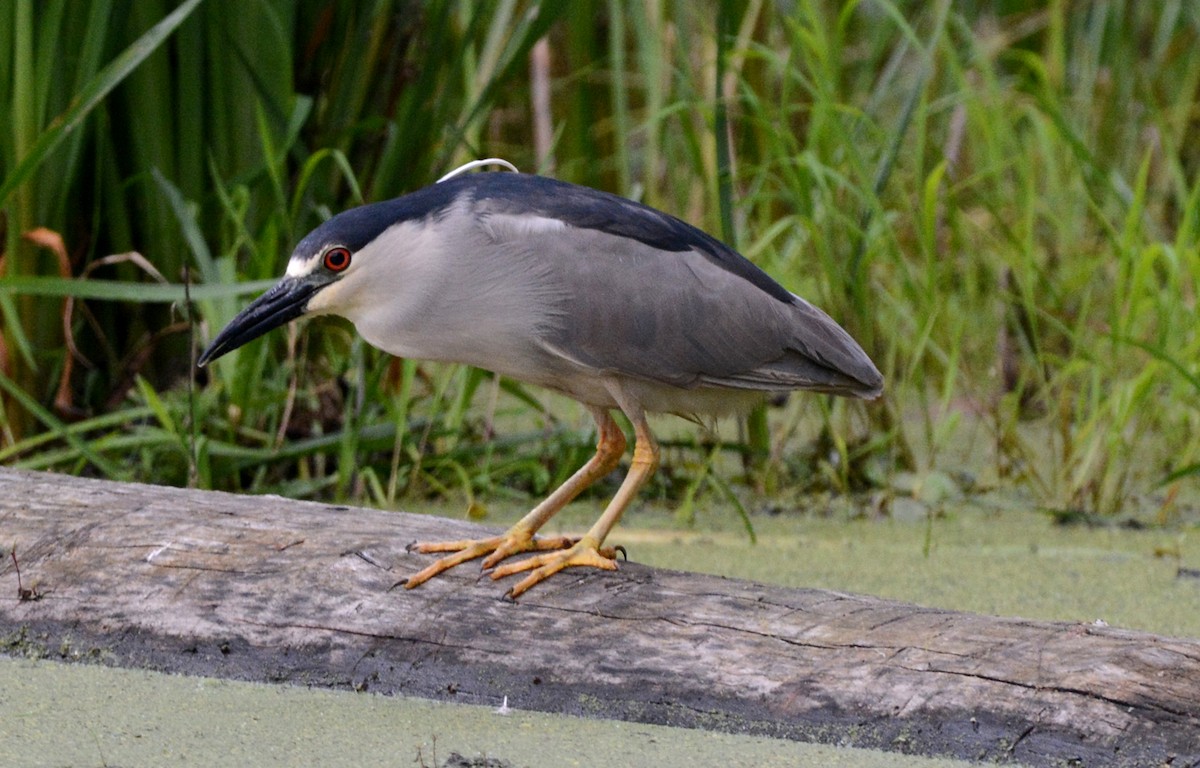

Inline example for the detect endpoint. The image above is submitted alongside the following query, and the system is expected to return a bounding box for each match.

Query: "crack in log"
[1039,683,1196,721]
[151,563,253,574]
[910,663,1198,721]
[345,550,390,569]
[865,614,920,632]
[1006,724,1037,755]
[527,600,952,658]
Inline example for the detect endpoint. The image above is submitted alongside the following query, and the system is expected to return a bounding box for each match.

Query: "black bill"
[197,277,322,366]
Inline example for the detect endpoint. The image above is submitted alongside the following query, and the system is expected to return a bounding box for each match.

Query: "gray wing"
[509,225,883,399]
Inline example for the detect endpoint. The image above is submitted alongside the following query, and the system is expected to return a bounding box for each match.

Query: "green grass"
[1,1,1198,524]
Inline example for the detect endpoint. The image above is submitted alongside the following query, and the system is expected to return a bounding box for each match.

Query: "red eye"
[323,247,351,272]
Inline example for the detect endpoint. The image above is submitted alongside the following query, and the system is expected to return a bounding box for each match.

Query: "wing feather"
[506,226,882,399]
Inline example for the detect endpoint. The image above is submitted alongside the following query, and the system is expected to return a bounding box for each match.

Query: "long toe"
[411,536,504,554]
[491,539,619,598]
[405,530,579,589]
[404,536,508,589]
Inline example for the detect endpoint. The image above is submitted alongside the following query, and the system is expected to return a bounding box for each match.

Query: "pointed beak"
[198,277,322,366]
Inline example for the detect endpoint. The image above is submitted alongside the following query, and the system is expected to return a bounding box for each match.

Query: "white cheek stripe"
[286,250,327,277]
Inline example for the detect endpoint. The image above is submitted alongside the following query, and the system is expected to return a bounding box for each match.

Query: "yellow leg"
[403,407,626,589]
[492,406,660,599]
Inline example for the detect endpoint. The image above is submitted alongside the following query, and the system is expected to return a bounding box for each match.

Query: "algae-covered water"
[3,490,1198,767]
[0,658,965,768]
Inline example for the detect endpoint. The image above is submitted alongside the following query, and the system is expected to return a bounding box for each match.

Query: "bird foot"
[491,537,620,599]
[402,530,578,589]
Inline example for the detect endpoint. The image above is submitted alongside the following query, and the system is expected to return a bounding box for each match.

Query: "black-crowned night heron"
[199,160,883,597]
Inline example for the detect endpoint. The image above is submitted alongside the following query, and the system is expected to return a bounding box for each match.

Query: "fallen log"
[0,467,1196,766]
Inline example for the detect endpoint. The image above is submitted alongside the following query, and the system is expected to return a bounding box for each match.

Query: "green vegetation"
[1,1,1197,522]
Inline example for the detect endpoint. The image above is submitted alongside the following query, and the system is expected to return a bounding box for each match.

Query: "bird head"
[196,229,360,367]
[195,178,464,368]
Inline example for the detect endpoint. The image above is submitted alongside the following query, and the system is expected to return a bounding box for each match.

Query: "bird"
[198,160,883,598]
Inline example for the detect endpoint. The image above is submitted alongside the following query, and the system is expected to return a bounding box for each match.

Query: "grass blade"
[0,0,206,208]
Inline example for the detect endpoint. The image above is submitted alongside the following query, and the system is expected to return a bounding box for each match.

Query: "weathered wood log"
[0,467,1196,765]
